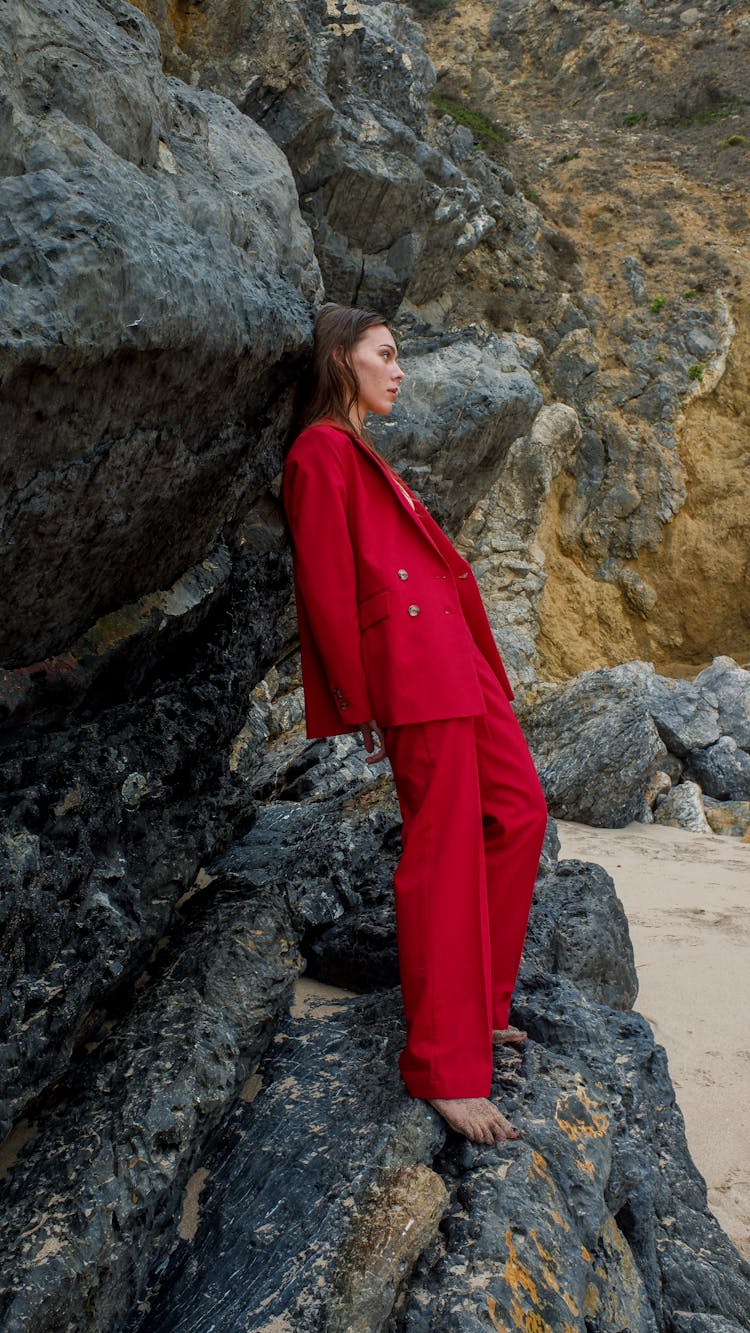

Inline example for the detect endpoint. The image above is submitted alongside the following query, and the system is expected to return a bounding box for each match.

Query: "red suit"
[283,420,548,1098]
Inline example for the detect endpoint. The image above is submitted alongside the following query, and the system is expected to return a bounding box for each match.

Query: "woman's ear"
[331,343,346,367]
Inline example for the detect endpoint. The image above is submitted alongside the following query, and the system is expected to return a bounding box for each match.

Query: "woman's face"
[348,324,404,421]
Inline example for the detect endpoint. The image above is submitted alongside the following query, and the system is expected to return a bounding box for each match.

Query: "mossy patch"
[430,92,510,152]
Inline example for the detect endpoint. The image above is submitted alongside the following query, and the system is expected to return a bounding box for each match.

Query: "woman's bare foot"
[492,1025,527,1047]
[428,1097,521,1145]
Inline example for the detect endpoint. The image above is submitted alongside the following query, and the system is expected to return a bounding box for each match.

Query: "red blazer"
[282,419,515,739]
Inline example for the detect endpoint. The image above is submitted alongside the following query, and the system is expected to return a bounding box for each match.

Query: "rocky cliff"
[1,0,748,1328]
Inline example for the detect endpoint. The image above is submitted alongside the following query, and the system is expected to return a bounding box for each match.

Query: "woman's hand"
[359,719,387,764]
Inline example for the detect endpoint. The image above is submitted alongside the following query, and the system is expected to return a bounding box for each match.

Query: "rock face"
[0,881,299,1332]
[419,0,749,678]
[518,656,750,830]
[0,0,319,669]
[0,0,318,1135]
[369,324,544,530]
[131,0,497,314]
[1,0,748,1329]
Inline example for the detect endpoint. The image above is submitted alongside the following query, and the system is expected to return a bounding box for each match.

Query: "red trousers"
[382,640,548,1099]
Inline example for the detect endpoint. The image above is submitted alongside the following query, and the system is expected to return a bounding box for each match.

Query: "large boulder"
[515,662,668,827]
[132,0,499,313]
[0,0,320,669]
[369,325,544,530]
[0,0,318,1133]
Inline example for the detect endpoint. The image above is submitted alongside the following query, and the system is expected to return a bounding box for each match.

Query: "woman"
[282,303,548,1145]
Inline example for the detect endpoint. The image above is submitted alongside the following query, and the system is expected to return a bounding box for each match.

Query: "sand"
[557,818,750,1261]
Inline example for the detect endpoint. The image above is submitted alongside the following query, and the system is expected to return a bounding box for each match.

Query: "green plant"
[429,93,510,149]
[688,362,704,381]
[655,353,665,362]
[622,111,646,126]
[525,186,540,203]
[409,0,451,15]
[672,96,744,128]
[682,288,698,299]
[560,149,580,162]
[717,133,747,148]
[650,295,665,312]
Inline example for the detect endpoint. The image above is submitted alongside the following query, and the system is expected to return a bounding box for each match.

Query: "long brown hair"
[289,303,396,464]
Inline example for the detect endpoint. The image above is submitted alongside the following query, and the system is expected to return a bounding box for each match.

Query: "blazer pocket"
[358,588,391,631]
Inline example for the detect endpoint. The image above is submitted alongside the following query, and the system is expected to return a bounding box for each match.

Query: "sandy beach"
[557,819,750,1261]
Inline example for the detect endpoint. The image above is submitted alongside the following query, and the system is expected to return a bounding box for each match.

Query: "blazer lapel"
[345,429,453,566]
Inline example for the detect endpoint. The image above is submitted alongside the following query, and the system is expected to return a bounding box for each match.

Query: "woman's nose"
[393,362,405,381]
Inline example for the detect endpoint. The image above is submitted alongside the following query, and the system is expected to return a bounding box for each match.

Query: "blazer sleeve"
[283,432,374,727]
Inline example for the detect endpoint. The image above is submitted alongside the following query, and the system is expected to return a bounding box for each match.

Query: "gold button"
[408,604,420,616]
[397,568,408,580]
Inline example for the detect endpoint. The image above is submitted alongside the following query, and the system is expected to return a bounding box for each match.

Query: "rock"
[704,800,750,840]
[515,663,667,827]
[0,0,320,669]
[617,566,658,617]
[212,784,402,940]
[524,858,638,1010]
[0,546,232,729]
[644,770,673,808]
[392,972,750,1330]
[0,0,322,1134]
[653,779,714,833]
[693,657,750,751]
[636,661,750,805]
[516,655,750,830]
[0,881,300,1332]
[369,325,544,531]
[300,842,636,1012]
[456,401,581,692]
[118,969,750,1332]
[549,325,601,399]
[124,987,448,1331]
[624,254,648,304]
[0,520,296,1138]
[684,735,750,802]
[133,0,495,313]
[643,673,721,757]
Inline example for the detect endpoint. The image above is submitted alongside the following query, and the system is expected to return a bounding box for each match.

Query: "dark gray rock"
[135,0,495,314]
[524,858,638,1010]
[516,663,667,827]
[516,655,750,830]
[0,881,300,1333]
[0,0,319,668]
[125,988,447,1333]
[392,973,750,1331]
[644,672,721,757]
[369,326,544,531]
[115,951,748,1332]
[692,658,750,751]
[0,0,322,1136]
[684,735,750,802]
[0,525,292,1137]
[653,656,750,802]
